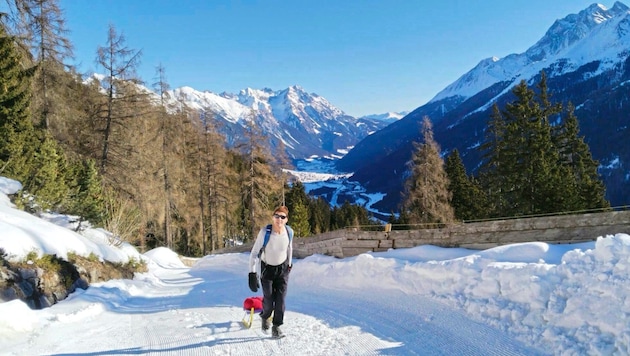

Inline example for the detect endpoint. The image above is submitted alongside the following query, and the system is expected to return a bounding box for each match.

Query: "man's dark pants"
[260,260,290,326]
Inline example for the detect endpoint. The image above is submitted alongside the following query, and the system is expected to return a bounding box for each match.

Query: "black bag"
[248,272,259,292]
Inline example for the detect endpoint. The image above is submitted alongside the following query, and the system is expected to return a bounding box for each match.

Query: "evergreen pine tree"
[290,201,310,238]
[478,104,510,216]
[285,181,309,216]
[22,132,69,210]
[478,73,589,217]
[327,201,357,229]
[502,81,544,214]
[0,22,37,182]
[555,103,609,210]
[0,22,71,212]
[65,158,105,229]
[527,73,575,214]
[309,197,331,234]
[445,149,487,220]
[330,205,340,230]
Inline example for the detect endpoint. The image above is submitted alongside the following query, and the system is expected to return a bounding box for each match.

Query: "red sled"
[241,296,263,328]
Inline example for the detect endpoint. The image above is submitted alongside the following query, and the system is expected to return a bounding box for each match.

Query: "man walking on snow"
[248,206,293,338]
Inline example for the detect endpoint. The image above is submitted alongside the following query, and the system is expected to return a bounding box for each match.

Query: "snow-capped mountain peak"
[162,85,392,160]
[430,2,630,103]
[170,87,249,124]
[358,111,409,123]
[232,87,274,110]
[526,2,628,62]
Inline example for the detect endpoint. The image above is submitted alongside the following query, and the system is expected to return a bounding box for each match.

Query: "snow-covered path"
[2,252,544,355]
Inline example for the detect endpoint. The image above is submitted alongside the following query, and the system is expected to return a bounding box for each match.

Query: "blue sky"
[59,0,609,117]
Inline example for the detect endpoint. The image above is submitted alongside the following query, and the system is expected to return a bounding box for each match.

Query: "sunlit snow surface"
[0,175,629,355]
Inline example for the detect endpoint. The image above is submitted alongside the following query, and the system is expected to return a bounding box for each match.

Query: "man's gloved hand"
[248,272,259,292]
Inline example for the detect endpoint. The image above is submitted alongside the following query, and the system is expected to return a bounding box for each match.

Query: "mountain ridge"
[430,2,630,104]
[162,84,402,161]
[338,1,630,212]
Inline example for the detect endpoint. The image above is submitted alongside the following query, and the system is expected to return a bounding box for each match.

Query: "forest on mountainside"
[394,73,609,227]
[0,1,378,257]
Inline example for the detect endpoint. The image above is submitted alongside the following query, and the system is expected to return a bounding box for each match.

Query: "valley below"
[289,158,391,221]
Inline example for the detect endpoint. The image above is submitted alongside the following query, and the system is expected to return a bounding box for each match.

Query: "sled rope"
[242,307,255,328]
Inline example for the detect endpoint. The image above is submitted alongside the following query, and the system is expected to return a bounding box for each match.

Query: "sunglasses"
[273,214,287,220]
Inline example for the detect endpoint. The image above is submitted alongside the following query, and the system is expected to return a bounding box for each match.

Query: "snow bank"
[293,234,630,354]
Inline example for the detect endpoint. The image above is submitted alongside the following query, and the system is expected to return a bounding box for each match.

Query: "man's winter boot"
[261,317,269,332]
[272,325,284,338]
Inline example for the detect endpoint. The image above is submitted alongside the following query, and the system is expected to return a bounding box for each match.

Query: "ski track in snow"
[3,256,545,355]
